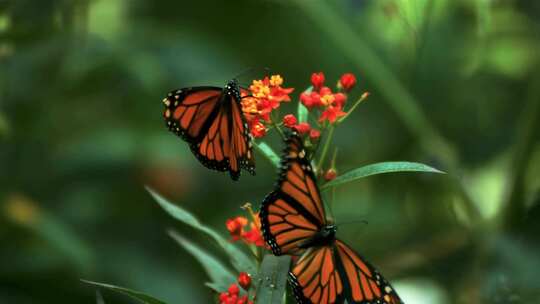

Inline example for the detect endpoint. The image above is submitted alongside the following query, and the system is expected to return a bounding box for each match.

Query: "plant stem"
[338,93,369,123]
[271,112,286,141]
[316,125,335,172]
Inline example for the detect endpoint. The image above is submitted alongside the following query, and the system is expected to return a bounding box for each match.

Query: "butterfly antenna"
[234,67,256,79]
[336,220,369,227]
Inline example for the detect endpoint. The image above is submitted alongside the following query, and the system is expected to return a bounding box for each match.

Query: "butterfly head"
[322,225,337,239]
[225,79,240,97]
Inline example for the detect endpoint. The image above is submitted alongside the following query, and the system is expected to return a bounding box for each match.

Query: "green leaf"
[96,291,105,304]
[146,187,256,274]
[255,255,291,304]
[81,280,167,304]
[322,161,445,190]
[297,86,312,123]
[169,230,236,292]
[253,141,280,168]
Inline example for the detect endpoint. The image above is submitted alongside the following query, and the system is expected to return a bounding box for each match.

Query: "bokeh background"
[1,0,540,303]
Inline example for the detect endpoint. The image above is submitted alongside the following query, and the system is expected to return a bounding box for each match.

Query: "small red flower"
[219,292,229,302]
[294,122,311,134]
[226,216,248,241]
[283,114,297,128]
[219,282,253,304]
[238,272,252,290]
[319,86,332,96]
[228,283,240,296]
[319,106,346,124]
[339,73,356,91]
[300,91,323,109]
[333,93,347,108]
[250,120,267,138]
[242,223,265,247]
[237,295,252,304]
[311,72,325,89]
[309,129,321,140]
[324,168,337,181]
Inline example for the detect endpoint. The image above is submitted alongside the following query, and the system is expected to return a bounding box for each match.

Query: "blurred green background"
[1,0,540,303]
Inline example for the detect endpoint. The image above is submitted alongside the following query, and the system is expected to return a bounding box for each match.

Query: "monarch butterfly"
[162,79,255,181]
[259,132,403,304]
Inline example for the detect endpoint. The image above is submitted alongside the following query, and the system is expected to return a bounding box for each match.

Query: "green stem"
[338,93,369,124]
[271,113,286,141]
[316,125,335,172]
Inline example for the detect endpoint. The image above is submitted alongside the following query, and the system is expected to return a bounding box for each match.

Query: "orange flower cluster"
[300,72,357,124]
[226,215,264,247]
[241,75,294,138]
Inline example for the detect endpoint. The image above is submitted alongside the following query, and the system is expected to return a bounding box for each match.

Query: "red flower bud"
[333,93,347,108]
[309,129,321,140]
[339,73,356,91]
[319,86,332,96]
[228,283,240,295]
[294,122,311,135]
[282,114,297,128]
[238,272,252,290]
[324,168,337,181]
[251,121,267,138]
[311,72,325,89]
[226,216,248,241]
[219,292,229,302]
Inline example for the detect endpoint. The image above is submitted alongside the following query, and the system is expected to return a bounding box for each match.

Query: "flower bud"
[282,114,297,128]
[228,283,240,295]
[309,129,321,141]
[294,122,311,135]
[338,73,356,91]
[238,272,252,290]
[310,72,325,89]
[324,168,337,181]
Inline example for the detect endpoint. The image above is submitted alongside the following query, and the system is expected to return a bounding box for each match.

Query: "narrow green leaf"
[146,187,256,274]
[81,280,167,304]
[322,161,445,190]
[169,230,236,292]
[96,291,105,304]
[297,86,312,123]
[256,255,291,304]
[253,141,280,168]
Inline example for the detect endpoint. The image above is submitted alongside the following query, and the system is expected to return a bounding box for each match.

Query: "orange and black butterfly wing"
[259,132,326,255]
[289,246,346,304]
[163,86,222,143]
[162,83,255,180]
[225,89,255,179]
[289,241,403,304]
[333,239,403,304]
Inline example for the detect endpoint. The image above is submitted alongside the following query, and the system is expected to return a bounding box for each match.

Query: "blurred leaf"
[322,161,444,190]
[147,187,256,274]
[0,111,8,138]
[253,141,280,168]
[169,230,236,292]
[4,194,93,272]
[297,86,312,123]
[81,280,167,304]
[96,291,105,304]
[255,255,291,304]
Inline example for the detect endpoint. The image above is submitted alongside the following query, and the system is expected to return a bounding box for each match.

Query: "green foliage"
[322,161,445,190]
[82,280,167,304]
[297,87,312,123]
[254,141,281,168]
[147,187,257,275]
[255,255,291,304]
[168,230,236,292]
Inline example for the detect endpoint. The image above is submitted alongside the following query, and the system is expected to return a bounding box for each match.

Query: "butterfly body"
[260,132,403,304]
[298,225,337,249]
[162,79,255,180]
